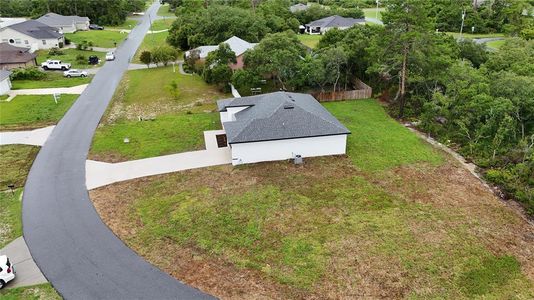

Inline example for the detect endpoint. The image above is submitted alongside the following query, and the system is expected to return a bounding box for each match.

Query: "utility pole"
[459,8,466,39]
[376,0,380,20]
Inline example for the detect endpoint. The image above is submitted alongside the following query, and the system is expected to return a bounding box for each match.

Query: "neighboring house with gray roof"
[0,20,64,51]
[37,13,90,33]
[305,15,365,34]
[217,92,350,165]
[290,3,310,13]
[185,36,257,70]
[0,43,38,70]
[0,69,12,95]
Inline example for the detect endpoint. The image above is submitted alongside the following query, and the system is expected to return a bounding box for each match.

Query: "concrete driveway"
[0,237,47,289]
[0,126,55,146]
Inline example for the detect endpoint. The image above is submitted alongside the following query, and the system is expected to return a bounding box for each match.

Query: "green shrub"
[10,67,46,80]
[48,47,64,56]
[75,54,87,65]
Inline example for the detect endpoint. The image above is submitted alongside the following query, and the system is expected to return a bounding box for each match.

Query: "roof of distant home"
[306,15,365,28]
[0,69,12,81]
[290,3,309,13]
[37,13,89,27]
[0,17,27,29]
[187,36,257,59]
[0,42,38,64]
[217,92,350,144]
[5,20,63,39]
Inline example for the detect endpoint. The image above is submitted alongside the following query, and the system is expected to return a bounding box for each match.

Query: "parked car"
[105,51,115,61]
[63,69,88,78]
[0,255,15,289]
[89,24,104,30]
[41,60,71,71]
[88,55,99,65]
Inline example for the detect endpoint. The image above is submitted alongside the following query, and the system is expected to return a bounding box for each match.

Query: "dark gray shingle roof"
[0,42,37,64]
[218,92,350,144]
[7,20,62,39]
[306,15,365,28]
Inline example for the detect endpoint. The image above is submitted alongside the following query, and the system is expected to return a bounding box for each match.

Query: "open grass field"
[106,19,139,30]
[90,99,534,299]
[297,34,322,49]
[0,283,61,300]
[0,94,78,130]
[445,32,506,39]
[157,3,176,18]
[89,66,229,162]
[486,39,506,49]
[0,145,39,189]
[65,30,128,48]
[0,189,23,249]
[150,18,173,31]
[11,72,91,90]
[363,7,385,20]
[36,48,105,69]
[133,31,171,63]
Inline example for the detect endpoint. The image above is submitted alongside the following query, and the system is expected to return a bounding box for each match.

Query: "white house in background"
[217,92,350,165]
[0,20,64,51]
[305,15,365,34]
[37,13,90,33]
[0,70,12,95]
[290,3,310,13]
[0,18,27,29]
[184,36,257,70]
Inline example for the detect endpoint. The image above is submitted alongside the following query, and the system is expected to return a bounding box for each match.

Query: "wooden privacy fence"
[312,79,372,102]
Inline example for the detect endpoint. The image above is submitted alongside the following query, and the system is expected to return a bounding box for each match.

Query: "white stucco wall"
[57,24,76,33]
[0,27,63,50]
[75,21,90,31]
[230,134,348,165]
[0,77,12,95]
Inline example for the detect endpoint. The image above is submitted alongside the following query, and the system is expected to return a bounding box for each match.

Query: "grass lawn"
[90,66,229,161]
[133,31,170,63]
[36,48,105,69]
[0,189,22,248]
[150,19,173,31]
[11,72,91,90]
[445,32,505,39]
[157,4,176,17]
[486,39,506,49]
[297,34,322,49]
[65,30,127,48]
[91,113,220,162]
[363,7,385,20]
[106,19,139,30]
[0,145,39,189]
[0,94,78,130]
[0,283,61,300]
[90,100,534,298]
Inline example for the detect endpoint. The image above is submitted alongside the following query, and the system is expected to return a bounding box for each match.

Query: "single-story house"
[290,3,310,13]
[0,43,38,70]
[0,70,12,95]
[0,18,27,29]
[37,13,90,33]
[305,15,365,34]
[217,92,350,165]
[185,36,257,70]
[0,20,64,51]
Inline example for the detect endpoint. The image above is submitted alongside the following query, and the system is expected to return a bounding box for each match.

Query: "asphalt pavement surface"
[22,2,214,299]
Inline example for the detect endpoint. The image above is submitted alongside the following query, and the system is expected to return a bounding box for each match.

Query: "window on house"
[24,40,29,44]
[9,39,14,43]
[15,39,21,44]
[2,39,8,43]
[42,40,47,45]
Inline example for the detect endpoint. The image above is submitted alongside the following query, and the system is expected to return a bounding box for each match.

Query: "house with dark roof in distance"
[0,43,38,70]
[0,70,12,95]
[184,36,257,70]
[305,15,365,34]
[0,20,64,51]
[37,13,90,33]
[217,92,350,165]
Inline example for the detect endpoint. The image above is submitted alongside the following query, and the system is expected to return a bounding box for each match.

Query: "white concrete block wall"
[0,78,11,95]
[230,134,348,165]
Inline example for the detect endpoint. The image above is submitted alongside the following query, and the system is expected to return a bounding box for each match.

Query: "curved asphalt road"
[22,2,214,299]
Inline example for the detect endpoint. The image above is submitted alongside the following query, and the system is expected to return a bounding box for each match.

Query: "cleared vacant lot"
[89,66,229,162]
[157,3,176,17]
[65,30,128,48]
[133,31,172,63]
[297,34,322,49]
[0,94,78,130]
[150,19,173,31]
[91,100,534,299]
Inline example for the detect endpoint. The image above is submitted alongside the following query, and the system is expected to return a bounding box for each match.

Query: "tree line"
[0,0,146,25]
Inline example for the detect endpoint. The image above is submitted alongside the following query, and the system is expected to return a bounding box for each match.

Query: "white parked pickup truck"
[0,255,15,289]
[41,60,71,70]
